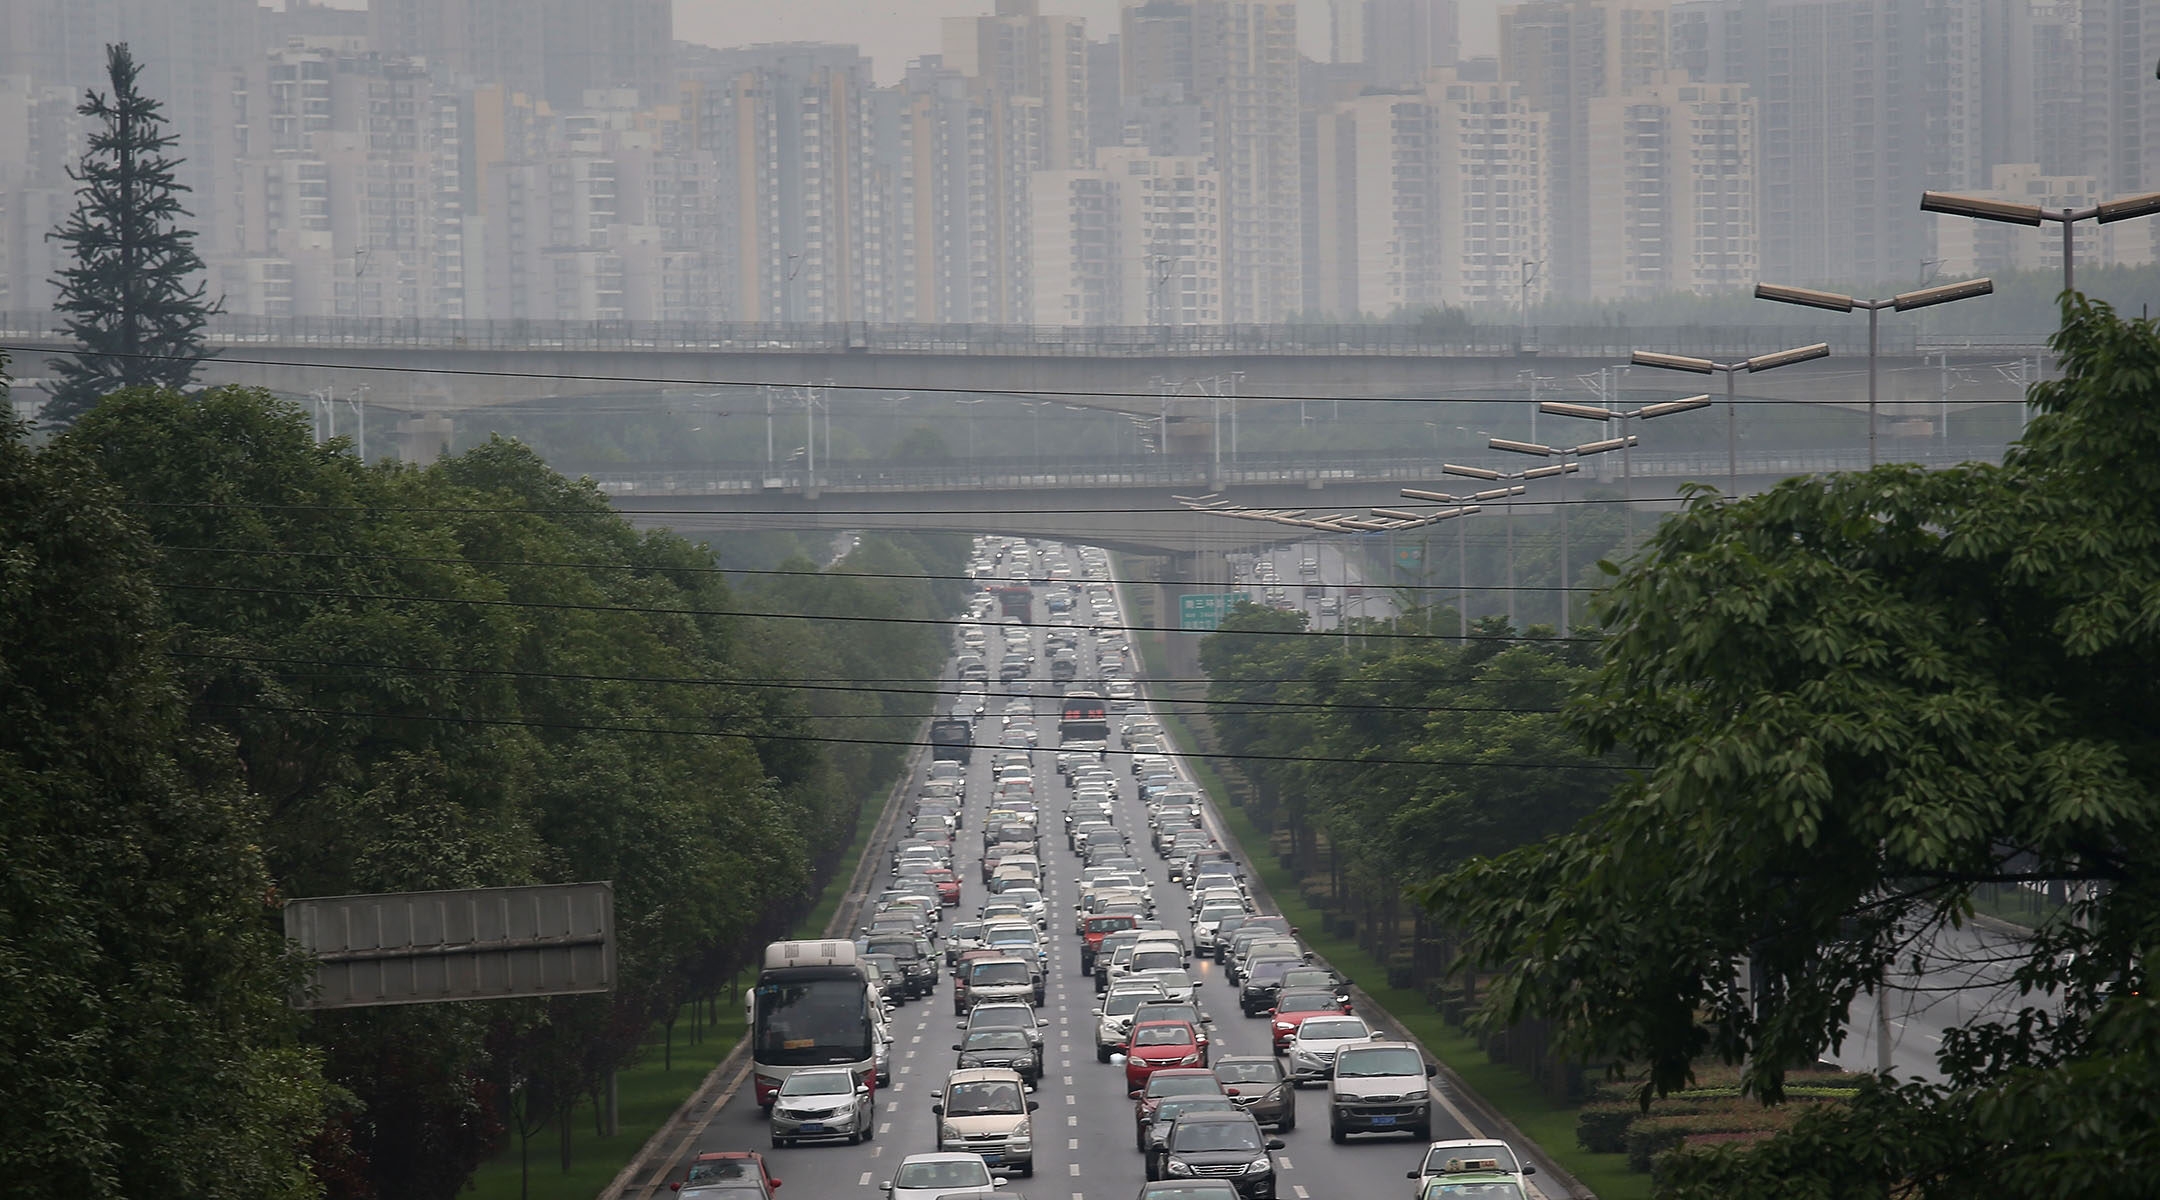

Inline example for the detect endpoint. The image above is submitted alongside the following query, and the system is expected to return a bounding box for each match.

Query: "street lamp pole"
[1921,189,2160,297]
[1392,488,1523,636]
[1753,278,1993,466]
[1541,394,1714,544]
[1485,435,1637,628]
[1434,462,1575,630]
[1631,343,1831,494]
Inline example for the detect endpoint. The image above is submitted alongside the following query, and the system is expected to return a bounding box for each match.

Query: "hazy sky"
[673,1,1503,84]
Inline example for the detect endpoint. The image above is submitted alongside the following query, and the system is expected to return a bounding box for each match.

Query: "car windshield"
[685,1159,759,1184]
[972,962,1031,985]
[870,940,922,961]
[943,1080,1026,1116]
[1004,889,1043,906]
[1171,1121,1262,1152]
[965,1030,1031,1051]
[1300,1019,1368,1041]
[1103,990,1164,1016]
[1337,1047,1424,1077]
[780,1071,852,1096]
[1420,1184,1525,1200]
[894,1160,992,1190]
[1424,1145,1521,1174]
[1214,1062,1278,1084]
[1277,990,1337,1011]
[1132,950,1182,971]
[1148,1074,1221,1098]
[1087,917,1136,933]
[971,1008,1034,1031]
[1133,1024,1194,1047]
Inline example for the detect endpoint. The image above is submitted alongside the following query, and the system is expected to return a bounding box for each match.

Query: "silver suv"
[932,1067,1039,1176]
[1327,1041,1436,1142]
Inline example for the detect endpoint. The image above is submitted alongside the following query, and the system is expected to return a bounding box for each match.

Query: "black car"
[953,1027,1045,1084]
[1154,1113,1283,1200]
[863,953,907,1005]
[1238,957,1303,1017]
[1140,1096,1244,1177]
[867,935,938,998]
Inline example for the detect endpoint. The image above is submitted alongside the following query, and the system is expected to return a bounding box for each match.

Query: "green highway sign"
[1178,592,1252,631]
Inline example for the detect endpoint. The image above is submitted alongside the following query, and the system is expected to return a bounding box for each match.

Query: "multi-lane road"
[645,537,1537,1200]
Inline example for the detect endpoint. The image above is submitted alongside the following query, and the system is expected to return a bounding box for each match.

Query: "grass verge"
[463,759,892,1200]
[1115,572,1643,1200]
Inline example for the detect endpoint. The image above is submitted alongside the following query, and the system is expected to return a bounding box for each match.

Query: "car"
[1212,1055,1295,1130]
[1129,1067,1226,1151]
[1267,988,1351,1052]
[1407,1140,1537,1199]
[1137,967,1201,1003]
[1327,1041,1437,1142]
[767,1067,873,1147]
[1286,1014,1375,1084]
[880,1152,1007,1200]
[1123,1019,1208,1089]
[963,1001,1050,1050]
[1138,1095,1246,1176]
[1132,1000,1214,1058]
[1095,981,1171,1061]
[1413,1165,1529,1200]
[1153,1112,1284,1199]
[954,1027,1045,1084]
[933,1068,1040,1177]
[671,1150,781,1198]
[960,956,1039,1013]
[1238,956,1307,1016]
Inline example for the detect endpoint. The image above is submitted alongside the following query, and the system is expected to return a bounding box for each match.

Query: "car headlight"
[941,1122,962,1141]
[1247,1158,1273,1175]
[1166,1161,1194,1177]
[1274,1021,1295,1031]
[1332,1093,1354,1104]
[1009,1130,1032,1148]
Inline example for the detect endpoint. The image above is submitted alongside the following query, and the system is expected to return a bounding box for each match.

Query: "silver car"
[1286,1015,1374,1084]
[768,1067,874,1147]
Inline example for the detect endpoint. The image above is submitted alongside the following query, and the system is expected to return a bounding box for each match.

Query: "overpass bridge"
[605,443,2010,555]
[1,312,2047,461]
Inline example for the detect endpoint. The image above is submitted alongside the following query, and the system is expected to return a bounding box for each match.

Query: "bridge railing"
[574,444,2011,497]
[0,310,2052,360]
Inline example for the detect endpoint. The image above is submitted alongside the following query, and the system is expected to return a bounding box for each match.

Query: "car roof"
[945,1066,1029,1085]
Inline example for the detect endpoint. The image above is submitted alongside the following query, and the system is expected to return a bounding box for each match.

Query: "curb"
[598,722,930,1200]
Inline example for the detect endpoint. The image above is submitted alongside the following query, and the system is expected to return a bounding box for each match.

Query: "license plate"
[981,1154,1003,1164]
[1369,1116,1396,1127]
[799,1124,826,1133]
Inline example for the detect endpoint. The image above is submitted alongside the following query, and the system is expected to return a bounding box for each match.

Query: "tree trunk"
[559,1100,574,1173]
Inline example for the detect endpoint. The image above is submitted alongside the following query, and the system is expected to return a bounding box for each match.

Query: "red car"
[672,1151,782,1197]
[925,867,962,906]
[1124,1019,1207,1090]
[1268,988,1352,1053]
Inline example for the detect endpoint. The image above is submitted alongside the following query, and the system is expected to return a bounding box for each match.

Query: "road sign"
[1395,546,1424,571]
[1178,592,1252,631]
[284,882,615,1010]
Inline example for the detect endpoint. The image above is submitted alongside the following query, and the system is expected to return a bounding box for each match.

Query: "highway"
[649,537,1538,1200]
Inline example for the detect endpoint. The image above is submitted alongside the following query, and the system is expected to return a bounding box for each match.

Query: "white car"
[1408,1139,1538,1199]
[881,1153,1007,1200]
[768,1067,874,1146]
[1286,1014,1376,1083]
[1136,967,1200,1002]
[1094,982,1170,1061]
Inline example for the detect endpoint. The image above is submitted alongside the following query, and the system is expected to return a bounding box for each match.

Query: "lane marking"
[886,1101,899,1112]
[1069,1164,1082,1177]
[1067,1115,1077,1126]
[1278,1155,1294,1169]
[1068,1138,1079,1149]
[880,1122,892,1134]
[860,1173,874,1186]
[1293,1188,1309,1198]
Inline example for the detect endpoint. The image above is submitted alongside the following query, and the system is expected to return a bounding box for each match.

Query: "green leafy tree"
[0,409,325,1199]
[1429,297,2160,1197]
[44,43,219,426]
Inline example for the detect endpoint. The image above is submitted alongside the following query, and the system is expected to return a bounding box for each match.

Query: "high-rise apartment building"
[1120,0,1301,322]
[1029,146,1221,325]
[1311,70,1548,314]
[877,58,1008,324]
[943,0,1092,171]
[1365,0,1462,86]
[1585,77,1755,297]
[1499,0,1670,297]
[691,44,881,324]
[368,0,673,110]
[2079,0,2160,195]
[1933,161,2156,276]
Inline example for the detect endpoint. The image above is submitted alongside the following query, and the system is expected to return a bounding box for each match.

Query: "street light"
[1753,277,1994,466]
[1630,343,1831,493]
[1541,393,1713,541]
[1396,487,1522,636]
[1921,189,2160,295]
[1434,461,1576,629]
[1485,435,1637,628]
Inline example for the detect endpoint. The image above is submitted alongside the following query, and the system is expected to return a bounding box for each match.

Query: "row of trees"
[1201,301,2160,1195]
[1,380,964,1200]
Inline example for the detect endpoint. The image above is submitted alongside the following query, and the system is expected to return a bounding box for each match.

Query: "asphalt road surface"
[659,541,1519,1200]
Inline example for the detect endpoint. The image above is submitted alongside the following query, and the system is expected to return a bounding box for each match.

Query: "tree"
[1428,297,2160,1196]
[44,43,219,427]
[0,408,325,1199]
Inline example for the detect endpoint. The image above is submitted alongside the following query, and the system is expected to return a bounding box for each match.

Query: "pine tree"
[43,43,220,427]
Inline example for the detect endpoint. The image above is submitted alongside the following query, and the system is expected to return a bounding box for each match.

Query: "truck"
[993,584,1033,621]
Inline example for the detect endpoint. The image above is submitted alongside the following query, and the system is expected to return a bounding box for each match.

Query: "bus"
[1059,690,1110,743]
[747,940,879,1109]
[930,717,974,764]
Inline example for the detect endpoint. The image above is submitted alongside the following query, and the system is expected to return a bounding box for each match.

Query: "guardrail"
[577,444,2011,497]
[0,310,2053,360]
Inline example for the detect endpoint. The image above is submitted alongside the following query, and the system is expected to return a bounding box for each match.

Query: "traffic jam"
[685,537,1543,1200]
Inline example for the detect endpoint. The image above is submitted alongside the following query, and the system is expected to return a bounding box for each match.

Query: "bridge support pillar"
[394,414,456,462]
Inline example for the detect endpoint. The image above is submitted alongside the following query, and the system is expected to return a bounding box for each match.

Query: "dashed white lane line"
[1067,1115,1077,1126]
[1069,1163,1082,1177]
[886,1101,899,1112]
[1068,1138,1080,1149]
[859,1173,874,1187]
[893,1082,905,1092]
[1063,1075,1074,1086]
[879,1123,892,1134]
[1293,1188,1309,1199]
[911,1034,921,1043]
[1278,1155,1294,1170]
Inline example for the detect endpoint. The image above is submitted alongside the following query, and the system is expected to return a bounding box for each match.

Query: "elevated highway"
[1,313,2046,460]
